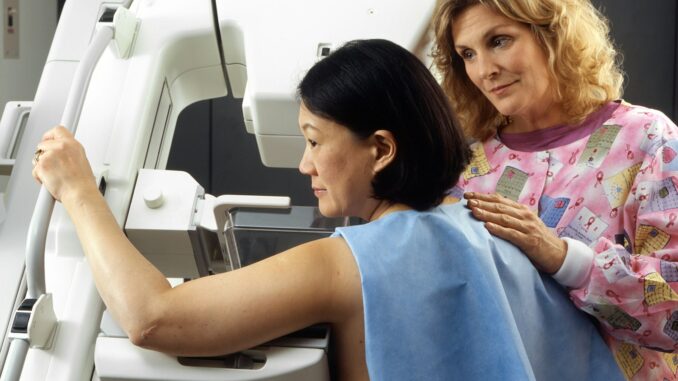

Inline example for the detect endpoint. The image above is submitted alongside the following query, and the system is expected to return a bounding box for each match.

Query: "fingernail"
[464,192,474,198]
[468,200,478,207]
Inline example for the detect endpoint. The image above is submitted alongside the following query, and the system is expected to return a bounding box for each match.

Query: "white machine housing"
[237,1,435,167]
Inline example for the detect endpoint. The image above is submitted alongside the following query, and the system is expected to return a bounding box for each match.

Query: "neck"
[366,196,460,221]
[366,200,399,222]
[502,101,568,134]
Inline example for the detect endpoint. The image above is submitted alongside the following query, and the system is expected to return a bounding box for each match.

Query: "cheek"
[528,64,553,95]
[323,144,374,189]
[317,157,346,183]
[524,48,550,81]
[464,63,481,85]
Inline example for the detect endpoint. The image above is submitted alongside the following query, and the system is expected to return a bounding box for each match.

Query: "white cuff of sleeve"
[552,237,594,289]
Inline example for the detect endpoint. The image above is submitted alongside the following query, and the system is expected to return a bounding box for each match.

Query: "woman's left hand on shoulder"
[464,192,566,274]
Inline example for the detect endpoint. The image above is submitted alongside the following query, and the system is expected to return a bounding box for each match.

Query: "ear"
[371,130,396,173]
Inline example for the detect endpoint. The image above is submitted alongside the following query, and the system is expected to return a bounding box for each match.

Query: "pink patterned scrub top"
[452,101,678,380]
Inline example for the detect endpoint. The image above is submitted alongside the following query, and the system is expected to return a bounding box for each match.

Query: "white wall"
[0,0,57,109]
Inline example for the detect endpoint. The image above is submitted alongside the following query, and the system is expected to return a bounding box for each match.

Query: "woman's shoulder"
[268,234,354,274]
[335,202,474,242]
[612,101,676,130]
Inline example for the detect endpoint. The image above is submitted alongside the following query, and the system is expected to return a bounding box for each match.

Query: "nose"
[298,146,315,175]
[477,53,499,80]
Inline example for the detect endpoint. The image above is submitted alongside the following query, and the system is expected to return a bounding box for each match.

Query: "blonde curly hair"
[432,0,624,141]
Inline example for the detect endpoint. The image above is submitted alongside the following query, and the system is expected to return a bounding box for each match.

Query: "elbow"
[112,291,173,350]
[122,302,166,349]
[126,321,161,349]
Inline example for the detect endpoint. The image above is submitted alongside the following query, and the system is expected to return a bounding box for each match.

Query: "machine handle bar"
[25,25,114,299]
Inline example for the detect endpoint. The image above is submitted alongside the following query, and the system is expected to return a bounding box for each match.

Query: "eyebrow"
[454,23,514,50]
[301,124,320,132]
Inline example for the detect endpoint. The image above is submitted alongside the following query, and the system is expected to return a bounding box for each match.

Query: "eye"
[458,49,475,61]
[490,35,511,48]
[307,139,318,148]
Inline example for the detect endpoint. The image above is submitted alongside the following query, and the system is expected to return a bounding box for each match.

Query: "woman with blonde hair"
[433,0,678,379]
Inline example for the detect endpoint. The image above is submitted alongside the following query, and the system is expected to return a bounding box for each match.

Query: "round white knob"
[143,187,164,209]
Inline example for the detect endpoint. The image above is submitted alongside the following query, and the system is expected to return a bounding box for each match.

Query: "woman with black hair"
[32,39,621,380]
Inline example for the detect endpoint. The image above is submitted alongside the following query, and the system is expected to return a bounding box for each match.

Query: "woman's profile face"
[297,103,378,219]
[451,4,557,123]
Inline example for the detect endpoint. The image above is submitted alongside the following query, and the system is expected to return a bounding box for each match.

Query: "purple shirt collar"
[498,101,620,152]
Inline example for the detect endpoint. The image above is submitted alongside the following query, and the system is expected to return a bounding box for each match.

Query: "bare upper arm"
[136,236,362,356]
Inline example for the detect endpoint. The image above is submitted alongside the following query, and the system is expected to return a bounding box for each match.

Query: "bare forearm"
[61,188,171,337]
[31,127,355,357]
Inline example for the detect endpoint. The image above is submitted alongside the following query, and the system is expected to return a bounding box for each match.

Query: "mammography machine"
[0,1,436,380]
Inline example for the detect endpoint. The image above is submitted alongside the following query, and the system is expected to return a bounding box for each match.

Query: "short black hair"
[298,39,471,211]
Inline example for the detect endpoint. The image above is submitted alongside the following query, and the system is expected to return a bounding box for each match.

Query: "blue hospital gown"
[333,201,623,380]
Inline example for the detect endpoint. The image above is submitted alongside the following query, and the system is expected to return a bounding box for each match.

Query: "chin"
[318,203,345,218]
[492,104,517,117]
[317,205,337,218]
[488,98,519,115]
